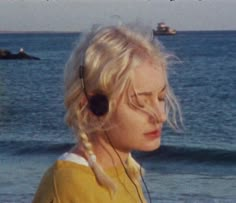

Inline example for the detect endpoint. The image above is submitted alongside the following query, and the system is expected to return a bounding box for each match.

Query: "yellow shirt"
[32,157,146,203]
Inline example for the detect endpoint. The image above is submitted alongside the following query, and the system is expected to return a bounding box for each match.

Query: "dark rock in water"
[0,49,40,60]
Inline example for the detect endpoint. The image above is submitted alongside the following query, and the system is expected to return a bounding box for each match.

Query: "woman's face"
[107,60,167,153]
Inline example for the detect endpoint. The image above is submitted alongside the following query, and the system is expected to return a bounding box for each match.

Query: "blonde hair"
[64,24,182,193]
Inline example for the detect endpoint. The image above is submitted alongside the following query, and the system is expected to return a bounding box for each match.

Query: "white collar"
[58,152,89,166]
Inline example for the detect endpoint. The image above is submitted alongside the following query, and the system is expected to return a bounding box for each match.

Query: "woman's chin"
[139,139,161,152]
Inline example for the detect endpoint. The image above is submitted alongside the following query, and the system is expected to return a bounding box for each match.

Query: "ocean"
[0,31,236,203]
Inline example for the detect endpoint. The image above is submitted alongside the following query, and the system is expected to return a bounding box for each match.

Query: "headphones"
[79,65,109,116]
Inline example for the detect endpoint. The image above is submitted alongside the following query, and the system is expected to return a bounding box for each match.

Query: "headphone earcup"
[88,94,109,116]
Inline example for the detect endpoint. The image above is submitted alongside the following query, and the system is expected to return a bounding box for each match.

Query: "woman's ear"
[79,94,88,109]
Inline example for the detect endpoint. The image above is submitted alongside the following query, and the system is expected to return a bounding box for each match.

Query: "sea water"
[0,31,236,203]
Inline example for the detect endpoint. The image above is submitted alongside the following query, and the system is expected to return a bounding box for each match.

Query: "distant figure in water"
[18,48,26,57]
[19,48,25,53]
[32,23,182,203]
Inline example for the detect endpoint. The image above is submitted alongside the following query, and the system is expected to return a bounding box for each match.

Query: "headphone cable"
[104,130,152,203]
[140,163,152,203]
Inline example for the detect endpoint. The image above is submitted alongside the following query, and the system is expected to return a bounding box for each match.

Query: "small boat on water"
[153,22,176,36]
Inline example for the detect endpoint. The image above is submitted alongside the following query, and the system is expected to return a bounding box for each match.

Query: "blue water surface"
[0,31,236,203]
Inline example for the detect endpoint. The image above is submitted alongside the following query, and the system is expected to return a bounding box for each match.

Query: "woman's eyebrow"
[132,85,167,97]
[130,91,151,98]
[136,91,152,96]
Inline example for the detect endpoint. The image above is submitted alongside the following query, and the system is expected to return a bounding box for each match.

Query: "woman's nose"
[158,111,167,123]
[149,103,167,124]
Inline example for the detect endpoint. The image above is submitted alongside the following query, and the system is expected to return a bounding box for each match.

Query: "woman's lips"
[144,130,161,139]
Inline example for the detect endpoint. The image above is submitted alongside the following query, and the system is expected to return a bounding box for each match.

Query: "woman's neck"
[72,134,130,169]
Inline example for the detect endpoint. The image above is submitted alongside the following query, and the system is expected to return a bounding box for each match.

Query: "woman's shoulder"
[50,152,96,182]
[36,153,96,191]
[32,158,97,203]
[52,159,94,180]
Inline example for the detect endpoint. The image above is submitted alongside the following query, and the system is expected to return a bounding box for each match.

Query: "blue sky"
[0,0,235,32]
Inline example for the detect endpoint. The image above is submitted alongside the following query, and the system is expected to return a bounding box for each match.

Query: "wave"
[135,145,236,165]
[1,140,236,165]
[0,140,73,155]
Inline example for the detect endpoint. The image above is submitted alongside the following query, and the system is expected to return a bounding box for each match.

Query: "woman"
[32,24,181,203]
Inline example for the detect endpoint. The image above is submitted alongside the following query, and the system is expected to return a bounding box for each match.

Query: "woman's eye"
[132,96,149,108]
[134,98,145,108]
[140,97,149,104]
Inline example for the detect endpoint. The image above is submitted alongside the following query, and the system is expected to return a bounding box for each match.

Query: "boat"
[0,48,40,60]
[153,22,176,36]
